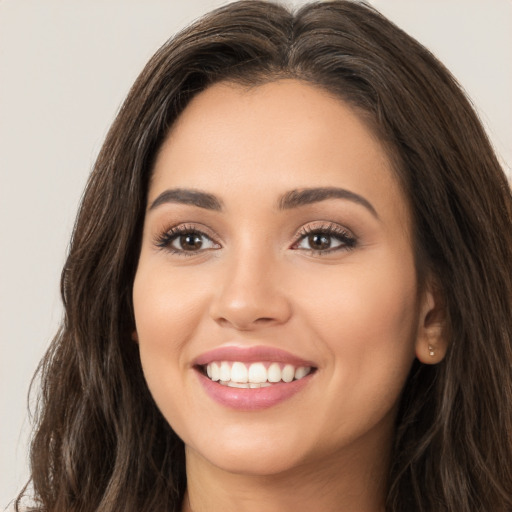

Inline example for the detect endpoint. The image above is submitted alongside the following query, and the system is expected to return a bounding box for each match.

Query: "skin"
[132,80,445,512]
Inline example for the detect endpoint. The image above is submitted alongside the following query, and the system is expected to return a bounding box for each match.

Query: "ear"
[415,282,448,364]
[131,330,139,343]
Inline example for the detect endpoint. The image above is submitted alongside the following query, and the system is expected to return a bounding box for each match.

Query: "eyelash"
[154,222,357,256]
[292,223,357,254]
[154,224,219,256]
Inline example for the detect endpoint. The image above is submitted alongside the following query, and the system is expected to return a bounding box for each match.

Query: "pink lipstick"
[193,345,316,411]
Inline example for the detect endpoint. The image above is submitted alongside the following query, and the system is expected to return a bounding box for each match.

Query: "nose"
[209,251,293,331]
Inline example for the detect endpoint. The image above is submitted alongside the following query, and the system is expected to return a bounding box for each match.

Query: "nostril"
[214,316,278,331]
[209,278,293,331]
[254,317,276,324]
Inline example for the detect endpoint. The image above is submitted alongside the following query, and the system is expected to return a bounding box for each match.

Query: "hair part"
[20,2,512,511]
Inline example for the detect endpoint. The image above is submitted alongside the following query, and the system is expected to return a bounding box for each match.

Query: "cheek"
[299,267,418,443]
[132,261,211,410]
[132,261,212,436]
[296,247,419,348]
[133,262,208,353]
[291,251,419,405]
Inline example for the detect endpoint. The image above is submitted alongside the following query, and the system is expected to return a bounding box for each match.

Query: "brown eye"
[159,228,220,254]
[308,233,331,250]
[179,233,203,251]
[156,224,221,254]
[294,225,356,254]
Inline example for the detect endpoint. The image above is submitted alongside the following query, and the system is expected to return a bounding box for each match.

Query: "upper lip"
[193,345,317,368]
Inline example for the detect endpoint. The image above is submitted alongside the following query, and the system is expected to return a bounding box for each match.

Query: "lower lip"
[196,371,313,411]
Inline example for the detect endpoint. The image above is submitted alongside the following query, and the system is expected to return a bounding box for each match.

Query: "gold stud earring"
[428,345,435,357]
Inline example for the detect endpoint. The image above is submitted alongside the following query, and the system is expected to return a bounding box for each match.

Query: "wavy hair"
[18,1,512,511]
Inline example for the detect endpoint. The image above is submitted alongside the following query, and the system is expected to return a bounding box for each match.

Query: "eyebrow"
[149,188,223,211]
[148,186,377,218]
[278,187,378,218]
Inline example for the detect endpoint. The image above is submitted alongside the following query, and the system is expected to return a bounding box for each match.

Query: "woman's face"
[133,80,432,476]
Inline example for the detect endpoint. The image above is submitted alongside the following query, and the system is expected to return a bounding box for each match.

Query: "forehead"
[150,79,409,227]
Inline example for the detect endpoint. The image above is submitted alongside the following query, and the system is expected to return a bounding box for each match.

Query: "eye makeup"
[153,220,357,257]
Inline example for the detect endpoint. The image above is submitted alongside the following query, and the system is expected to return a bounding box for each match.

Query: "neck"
[182,437,390,512]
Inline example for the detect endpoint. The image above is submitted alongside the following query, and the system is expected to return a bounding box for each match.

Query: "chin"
[185,430,311,477]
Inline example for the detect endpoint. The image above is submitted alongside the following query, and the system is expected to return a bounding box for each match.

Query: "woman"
[16,1,512,511]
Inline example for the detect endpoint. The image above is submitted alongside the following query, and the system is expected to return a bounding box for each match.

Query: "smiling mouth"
[197,361,315,388]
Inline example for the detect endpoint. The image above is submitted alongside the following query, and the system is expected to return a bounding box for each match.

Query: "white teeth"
[282,364,295,383]
[249,382,271,388]
[294,366,310,380]
[230,362,248,383]
[227,381,250,388]
[223,381,271,389]
[211,362,220,381]
[267,362,281,383]
[248,362,267,383]
[219,361,231,382]
[204,361,313,385]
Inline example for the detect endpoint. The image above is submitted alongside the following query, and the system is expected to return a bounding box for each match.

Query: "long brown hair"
[19,1,512,511]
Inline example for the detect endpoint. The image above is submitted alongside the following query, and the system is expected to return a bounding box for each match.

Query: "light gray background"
[1,0,511,507]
